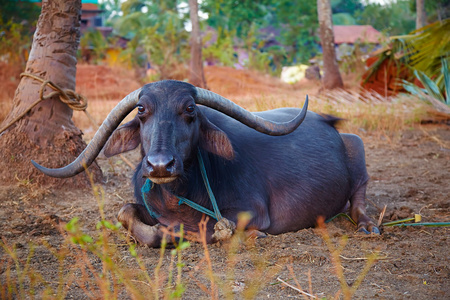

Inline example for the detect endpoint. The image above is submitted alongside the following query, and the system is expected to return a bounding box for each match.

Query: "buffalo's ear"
[199,117,235,160]
[103,118,140,157]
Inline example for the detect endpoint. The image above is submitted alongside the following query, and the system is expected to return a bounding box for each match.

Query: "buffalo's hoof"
[358,227,370,234]
[246,229,267,239]
[358,225,380,235]
[371,227,381,234]
[212,218,236,242]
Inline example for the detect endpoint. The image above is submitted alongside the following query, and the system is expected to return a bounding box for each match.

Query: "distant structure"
[332,25,384,61]
[79,2,105,32]
[333,25,383,45]
[31,0,106,33]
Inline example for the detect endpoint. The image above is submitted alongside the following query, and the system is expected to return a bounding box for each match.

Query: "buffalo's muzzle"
[142,154,179,184]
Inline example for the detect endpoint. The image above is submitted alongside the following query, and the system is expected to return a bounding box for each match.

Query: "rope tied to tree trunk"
[21,72,88,111]
[0,72,95,134]
[0,72,136,170]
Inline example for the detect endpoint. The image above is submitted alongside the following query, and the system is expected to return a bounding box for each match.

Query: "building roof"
[333,25,383,44]
[32,1,101,11]
[29,0,99,3]
[81,3,101,11]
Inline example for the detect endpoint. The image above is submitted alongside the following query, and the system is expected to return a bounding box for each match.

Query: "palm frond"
[413,69,444,102]
[390,18,450,92]
[402,58,450,113]
[443,59,450,104]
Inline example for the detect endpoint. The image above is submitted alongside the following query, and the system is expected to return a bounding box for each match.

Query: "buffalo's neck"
[152,183,211,233]
[160,160,209,206]
[152,159,214,224]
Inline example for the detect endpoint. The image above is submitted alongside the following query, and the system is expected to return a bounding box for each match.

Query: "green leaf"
[442,59,450,104]
[390,19,450,95]
[171,284,186,298]
[332,13,356,25]
[178,241,190,251]
[81,235,94,244]
[402,81,425,97]
[65,217,80,232]
[414,70,444,102]
[129,244,137,257]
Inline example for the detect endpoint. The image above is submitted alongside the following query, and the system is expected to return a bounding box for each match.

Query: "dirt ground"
[0,65,449,299]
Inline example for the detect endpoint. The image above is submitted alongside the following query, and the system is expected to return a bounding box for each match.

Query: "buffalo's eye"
[137,105,145,114]
[185,104,195,113]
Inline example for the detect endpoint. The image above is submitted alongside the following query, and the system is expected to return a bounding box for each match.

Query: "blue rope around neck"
[141,178,160,219]
[140,149,222,221]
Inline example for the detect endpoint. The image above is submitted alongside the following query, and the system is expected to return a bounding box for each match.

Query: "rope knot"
[0,73,96,134]
[21,72,88,111]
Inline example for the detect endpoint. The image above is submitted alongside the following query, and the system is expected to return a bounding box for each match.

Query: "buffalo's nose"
[145,154,176,177]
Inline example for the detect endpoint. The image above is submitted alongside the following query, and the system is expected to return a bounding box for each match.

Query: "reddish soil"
[0,65,449,299]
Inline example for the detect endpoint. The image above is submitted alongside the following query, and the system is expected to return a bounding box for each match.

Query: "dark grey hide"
[102,80,378,246]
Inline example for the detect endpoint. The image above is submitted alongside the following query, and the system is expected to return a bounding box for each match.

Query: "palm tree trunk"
[188,0,208,89]
[0,0,102,187]
[317,0,343,90]
[416,0,427,30]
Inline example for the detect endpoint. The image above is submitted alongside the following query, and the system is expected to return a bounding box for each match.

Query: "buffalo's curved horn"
[196,88,308,136]
[31,88,142,178]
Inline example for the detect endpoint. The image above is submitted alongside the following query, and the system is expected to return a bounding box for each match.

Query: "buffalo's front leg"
[117,203,163,247]
[210,217,267,243]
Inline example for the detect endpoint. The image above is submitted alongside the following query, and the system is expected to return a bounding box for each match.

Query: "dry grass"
[70,90,429,144]
[315,90,429,135]
[0,64,427,298]
[75,64,142,101]
[1,64,432,140]
[0,101,13,125]
[0,62,447,299]
[0,62,21,125]
[0,184,380,299]
[217,87,429,140]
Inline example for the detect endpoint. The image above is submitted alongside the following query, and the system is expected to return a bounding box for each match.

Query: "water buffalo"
[32,80,379,246]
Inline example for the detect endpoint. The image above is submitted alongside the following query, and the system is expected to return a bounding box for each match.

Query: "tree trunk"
[0,0,102,187]
[416,0,427,30]
[188,0,208,89]
[317,0,343,90]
